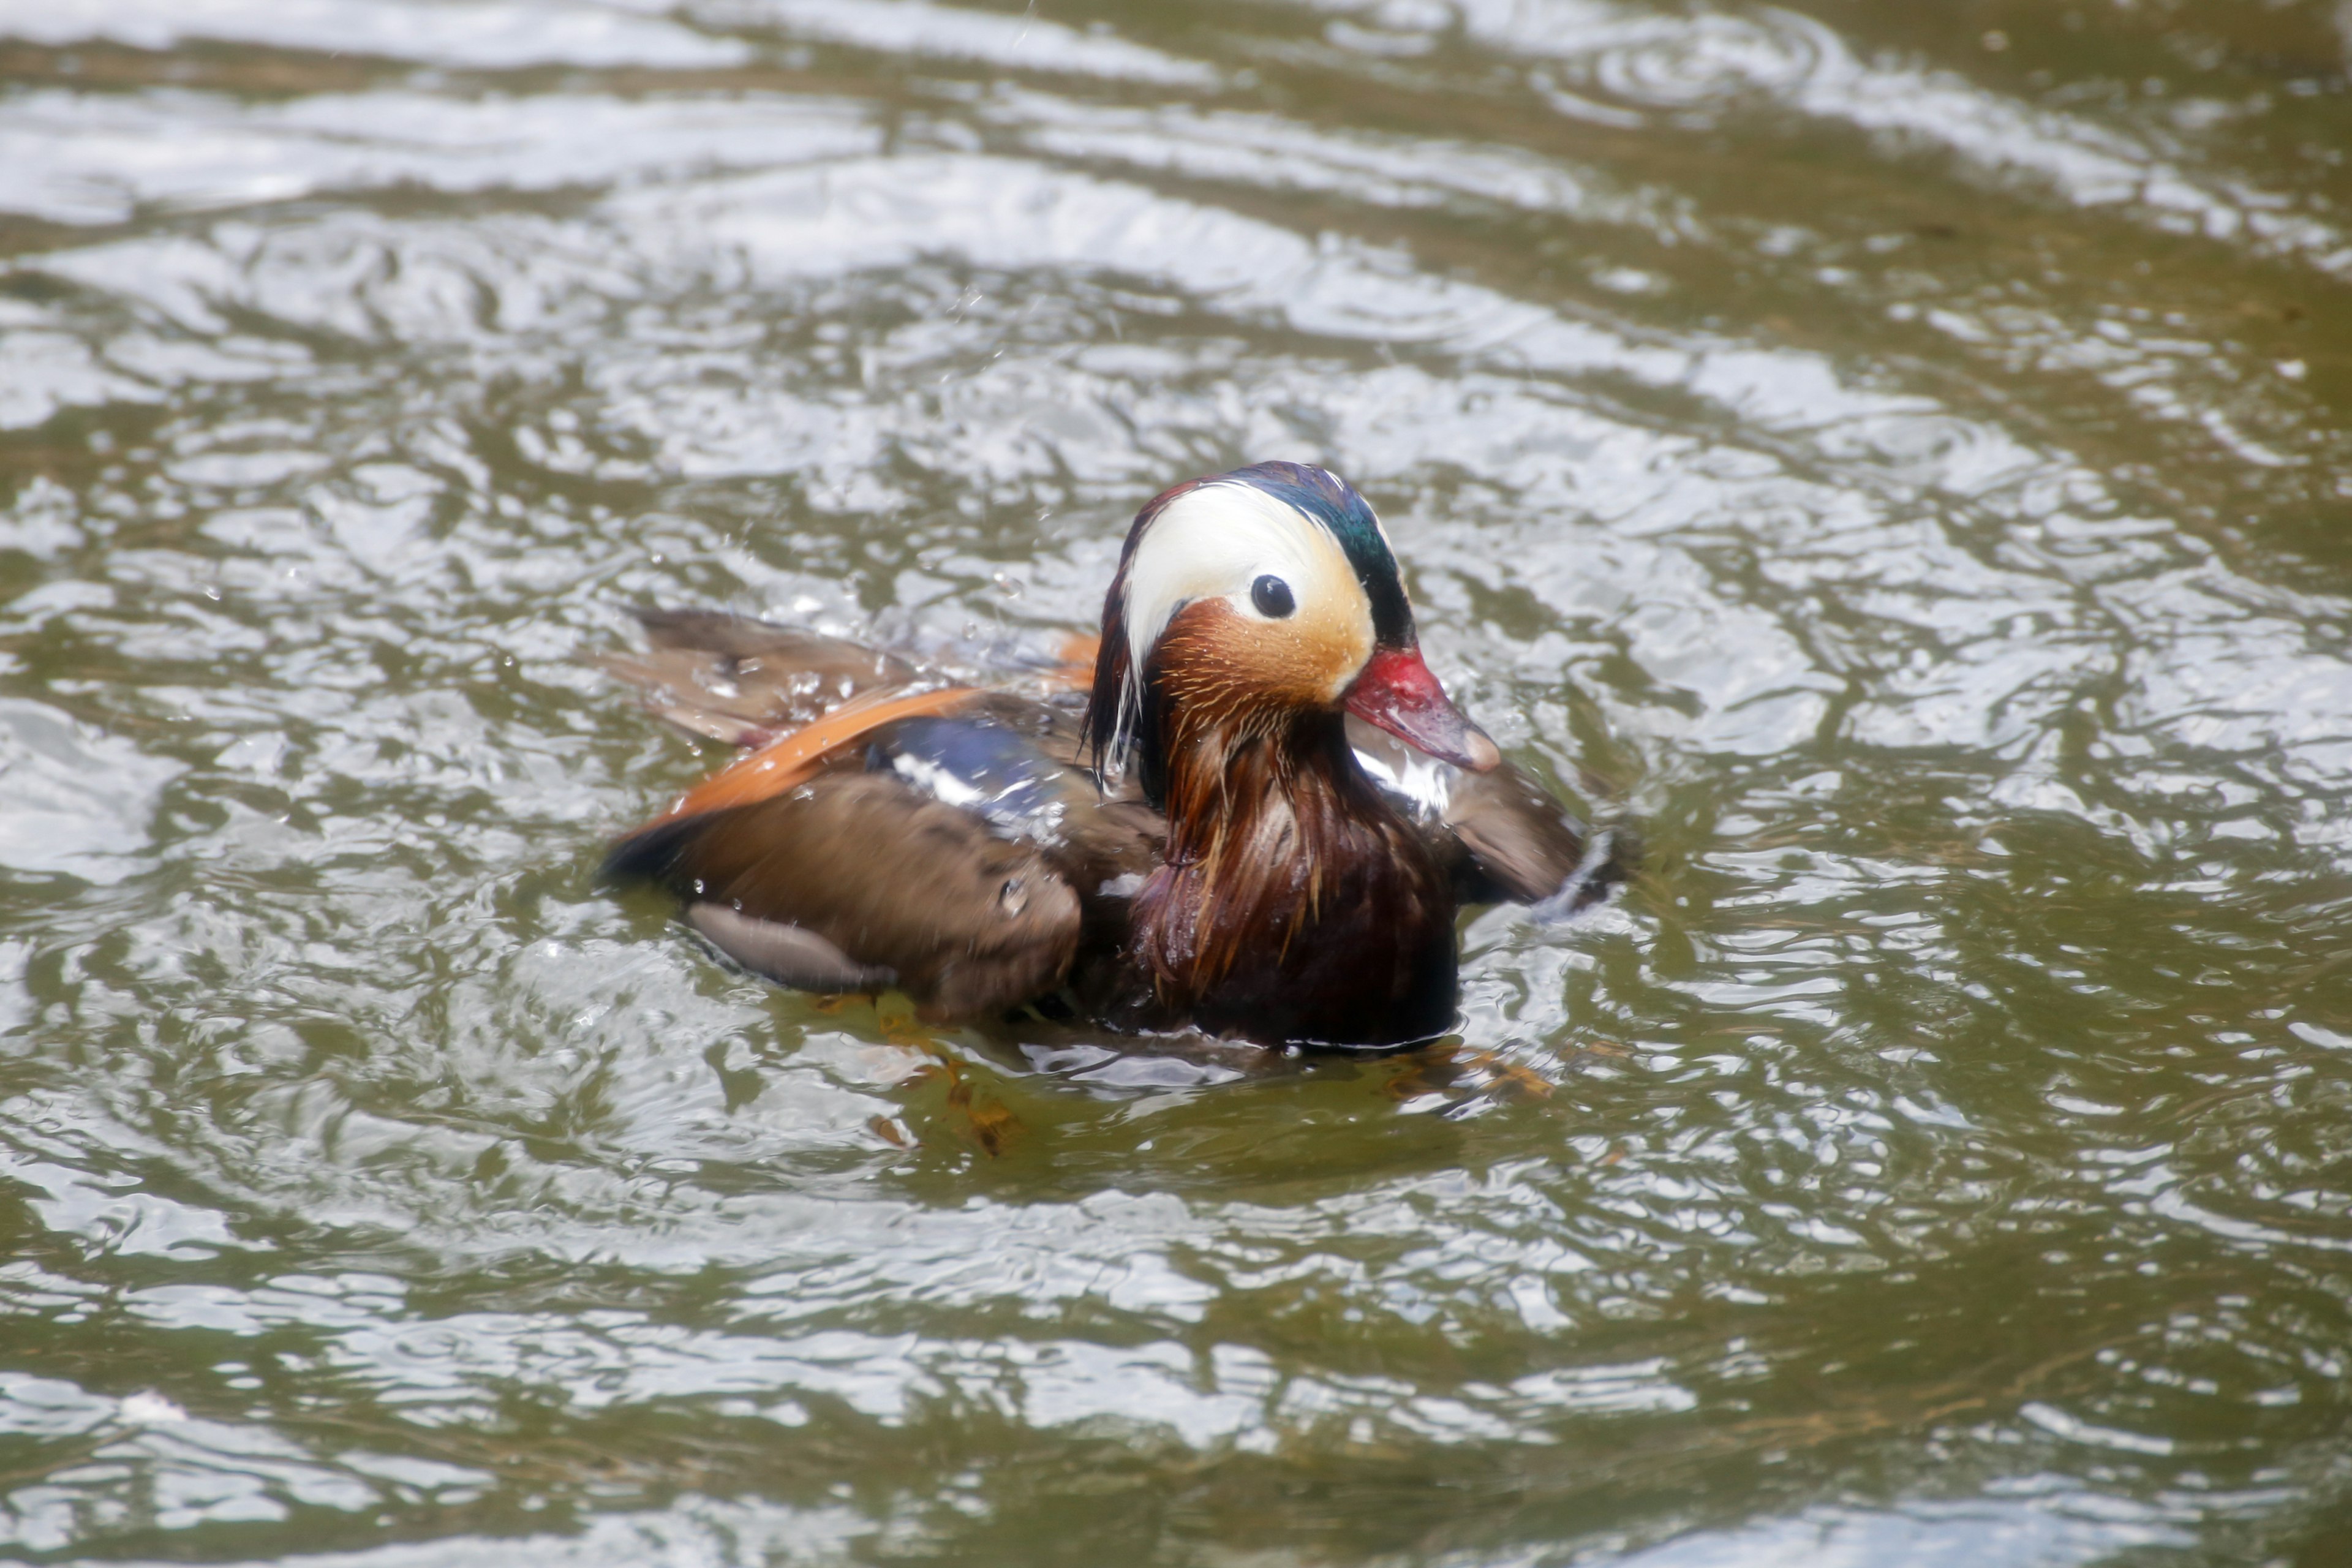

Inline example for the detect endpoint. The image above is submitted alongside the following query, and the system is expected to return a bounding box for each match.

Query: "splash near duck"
[600,462,1616,1048]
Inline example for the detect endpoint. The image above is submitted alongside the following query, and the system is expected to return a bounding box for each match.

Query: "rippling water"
[6,1,2352,1562]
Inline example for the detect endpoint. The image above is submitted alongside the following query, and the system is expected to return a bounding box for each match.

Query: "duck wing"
[607,769,1085,1018]
[1345,718,1622,916]
[594,608,920,746]
[605,691,1160,1020]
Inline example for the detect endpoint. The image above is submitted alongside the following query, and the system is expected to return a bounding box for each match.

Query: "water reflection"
[3,0,2352,1563]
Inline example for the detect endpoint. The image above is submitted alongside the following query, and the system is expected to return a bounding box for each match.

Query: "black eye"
[1251,575,1295,619]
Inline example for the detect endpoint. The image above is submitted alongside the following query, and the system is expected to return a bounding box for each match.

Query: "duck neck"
[1157,707,1357,910]
[1131,707,1459,1046]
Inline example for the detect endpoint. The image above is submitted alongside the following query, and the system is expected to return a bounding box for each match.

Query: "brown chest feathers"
[1128,713,1459,1047]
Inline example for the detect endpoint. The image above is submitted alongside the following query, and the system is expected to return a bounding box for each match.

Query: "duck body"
[601,463,1614,1049]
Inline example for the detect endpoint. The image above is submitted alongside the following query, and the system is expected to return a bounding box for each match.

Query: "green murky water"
[6,1,2352,1562]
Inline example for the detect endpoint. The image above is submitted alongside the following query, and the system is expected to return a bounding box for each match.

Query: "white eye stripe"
[1121,481,1361,669]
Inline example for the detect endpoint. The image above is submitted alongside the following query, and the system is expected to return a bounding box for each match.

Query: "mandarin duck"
[601,462,1616,1049]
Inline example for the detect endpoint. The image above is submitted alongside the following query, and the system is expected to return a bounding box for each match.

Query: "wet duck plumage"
[600,462,1615,1049]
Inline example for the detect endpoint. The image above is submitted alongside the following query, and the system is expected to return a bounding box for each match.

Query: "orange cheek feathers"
[1150,598,1370,715]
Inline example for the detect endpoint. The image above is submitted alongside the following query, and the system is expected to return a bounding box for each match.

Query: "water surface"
[5,1,2352,1563]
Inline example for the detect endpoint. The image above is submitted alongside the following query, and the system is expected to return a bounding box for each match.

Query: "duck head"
[1085,461,1499,804]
